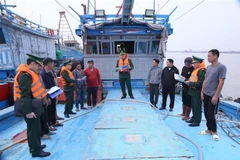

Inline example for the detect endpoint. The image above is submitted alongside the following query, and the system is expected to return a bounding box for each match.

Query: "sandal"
[213,134,219,141]
[49,125,57,131]
[199,130,212,135]
[53,121,63,127]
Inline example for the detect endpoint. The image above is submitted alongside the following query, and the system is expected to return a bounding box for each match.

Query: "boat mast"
[153,0,155,11]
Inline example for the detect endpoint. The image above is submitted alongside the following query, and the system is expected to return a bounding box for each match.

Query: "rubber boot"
[182,106,191,120]
[178,105,186,116]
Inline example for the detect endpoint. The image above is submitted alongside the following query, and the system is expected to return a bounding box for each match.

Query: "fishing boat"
[56,11,83,61]
[0,2,58,109]
[0,0,240,159]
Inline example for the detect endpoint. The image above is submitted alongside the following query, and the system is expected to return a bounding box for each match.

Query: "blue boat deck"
[0,89,240,160]
[83,90,193,159]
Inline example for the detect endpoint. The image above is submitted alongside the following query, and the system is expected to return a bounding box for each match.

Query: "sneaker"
[130,96,134,99]
[169,108,173,112]
[76,108,80,112]
[159,107,166,110]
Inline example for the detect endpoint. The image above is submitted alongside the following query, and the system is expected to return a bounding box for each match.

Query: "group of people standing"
[13,49,226,158]
[59,60,101,118]
[146,49,227,141]
[13,55,101,157]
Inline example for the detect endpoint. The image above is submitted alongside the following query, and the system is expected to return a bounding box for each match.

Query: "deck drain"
[125,134,143,143]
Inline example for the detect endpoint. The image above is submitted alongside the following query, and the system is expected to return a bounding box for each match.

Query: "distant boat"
[0,3,58,109]
[56,11,83,61]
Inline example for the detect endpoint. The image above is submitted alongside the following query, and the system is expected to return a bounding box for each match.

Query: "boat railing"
[0,5,58,38]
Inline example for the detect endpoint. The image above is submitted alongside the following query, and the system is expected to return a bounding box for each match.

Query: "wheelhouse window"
[102,42,111,54]
[114,41,134,54]
[151,41,159,54]
[0,28,6,44]
[86,42,97,54]
[137,42,147,54]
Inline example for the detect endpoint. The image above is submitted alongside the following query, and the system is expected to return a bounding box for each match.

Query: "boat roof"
[0,89,240,159]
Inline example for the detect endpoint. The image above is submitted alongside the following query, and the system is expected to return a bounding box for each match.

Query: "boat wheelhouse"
[75,0,176,81]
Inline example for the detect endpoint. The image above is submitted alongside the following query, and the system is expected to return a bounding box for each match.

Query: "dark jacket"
[161,66,179,88]
[40,69,55,90]
[181,66,194,88]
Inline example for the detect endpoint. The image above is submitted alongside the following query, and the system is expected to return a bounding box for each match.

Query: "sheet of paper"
[48,89,63,99]
[174,74,185,82]
[80,76,86,81]
[47,86,61,94]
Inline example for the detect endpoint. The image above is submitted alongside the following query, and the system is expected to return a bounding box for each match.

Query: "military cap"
[120,51,126,55]
[27,54,44,66]
[192,56,204,63]
[63,60,72,66]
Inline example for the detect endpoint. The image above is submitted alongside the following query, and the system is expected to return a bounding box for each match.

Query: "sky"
[3,0,240,51]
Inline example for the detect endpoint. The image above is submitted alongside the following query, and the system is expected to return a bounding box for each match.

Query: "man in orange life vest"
[116,51,134,99]
[184,56,206,127]
[60,60,83,118]
[14,54,50,157]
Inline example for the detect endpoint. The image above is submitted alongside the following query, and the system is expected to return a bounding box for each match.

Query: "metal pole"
[94,0,96,10]
[153,0,155,11]
[40,14,42,25]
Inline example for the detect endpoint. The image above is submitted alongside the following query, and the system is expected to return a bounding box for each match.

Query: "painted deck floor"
[0,89,240,160]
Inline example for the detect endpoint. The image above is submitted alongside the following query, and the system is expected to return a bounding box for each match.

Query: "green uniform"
[188,69,206,124]
[19,73,41,155]
[61,70,77,114]
[116,59,134,97]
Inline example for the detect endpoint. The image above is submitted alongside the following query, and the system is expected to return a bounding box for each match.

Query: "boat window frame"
[0,28,7,44]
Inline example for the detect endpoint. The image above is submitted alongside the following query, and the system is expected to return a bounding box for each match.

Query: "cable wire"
[156,0,171,13]
[55,0,80,22]
[170,0,206,24]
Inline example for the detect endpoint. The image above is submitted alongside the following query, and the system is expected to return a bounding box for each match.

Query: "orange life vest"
[189,61,206,82]
[60,66,75,86]
[14,64,47,101]
[118,54,130,72]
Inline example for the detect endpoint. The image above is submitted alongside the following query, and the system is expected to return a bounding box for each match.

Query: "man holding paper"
[185,56,206,127]
[41,57,63,129]
[178,57,194,120]
[60,60,84,118]
[14,54,50,157]
[116,51,134,99]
